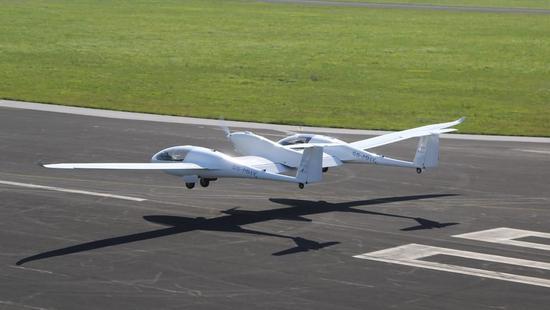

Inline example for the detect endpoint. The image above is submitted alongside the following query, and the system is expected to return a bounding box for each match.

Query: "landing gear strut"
[298,183,305,189]
[200,178,210,188]
[185,182,195,189]
[416,168,423,174]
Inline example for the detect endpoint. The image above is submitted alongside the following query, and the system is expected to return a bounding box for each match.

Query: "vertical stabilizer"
[296,146,323,184]
[413,134,439,169]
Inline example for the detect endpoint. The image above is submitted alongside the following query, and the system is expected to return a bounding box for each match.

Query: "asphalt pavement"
[1,106,550,309]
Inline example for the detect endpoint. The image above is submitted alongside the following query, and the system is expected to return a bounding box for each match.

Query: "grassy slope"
[329,0,550,9]
[0,0,548,135]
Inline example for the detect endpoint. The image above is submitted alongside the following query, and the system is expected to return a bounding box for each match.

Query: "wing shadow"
[17,194,457,265]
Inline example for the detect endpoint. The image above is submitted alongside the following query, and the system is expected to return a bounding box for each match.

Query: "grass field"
[329,0,550,9]
[0,0,549,136]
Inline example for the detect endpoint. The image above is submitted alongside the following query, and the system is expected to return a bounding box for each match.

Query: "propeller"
[219,116,231,139]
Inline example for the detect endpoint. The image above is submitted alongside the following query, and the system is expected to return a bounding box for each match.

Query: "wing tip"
[36,160,50,168]
[39,162,71,169]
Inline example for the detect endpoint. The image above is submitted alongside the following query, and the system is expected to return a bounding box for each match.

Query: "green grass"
[0,0,549,136]
[329,0,550,9]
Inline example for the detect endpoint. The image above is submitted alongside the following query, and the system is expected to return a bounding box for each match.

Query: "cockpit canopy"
[278,134,314,146]
[153,146,191,162]
[278,134,338,146]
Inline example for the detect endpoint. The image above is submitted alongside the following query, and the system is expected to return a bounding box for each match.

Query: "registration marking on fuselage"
[0,180,146,202]
[354,243,550,288]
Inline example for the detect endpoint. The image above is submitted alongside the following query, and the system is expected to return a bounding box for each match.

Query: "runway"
[1,106,550,309]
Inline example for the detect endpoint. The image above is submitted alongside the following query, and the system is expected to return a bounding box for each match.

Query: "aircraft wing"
[42,162,208,171]
[275,147,342,168]
[232,156,288,174]
[349,117,465,150]
[285,143,340,150]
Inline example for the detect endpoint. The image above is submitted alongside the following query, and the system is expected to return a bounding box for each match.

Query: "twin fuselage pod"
[43,145,325,189]
[228,117,464,174]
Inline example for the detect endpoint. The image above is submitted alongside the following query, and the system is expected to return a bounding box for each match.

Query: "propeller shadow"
[16,194,457,265]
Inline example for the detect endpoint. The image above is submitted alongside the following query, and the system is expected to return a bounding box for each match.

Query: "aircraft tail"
[296,146,323,184]
[413,134,439,169]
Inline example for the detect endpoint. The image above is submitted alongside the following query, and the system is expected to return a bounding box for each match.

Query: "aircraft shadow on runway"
[268,195,460,232]
[16,194,458,265]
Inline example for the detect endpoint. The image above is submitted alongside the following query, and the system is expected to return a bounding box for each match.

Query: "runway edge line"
[2,99,549,143]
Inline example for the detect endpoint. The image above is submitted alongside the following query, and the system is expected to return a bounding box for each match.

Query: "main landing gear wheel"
[322,167,328,173]
[416,168,423,174]
[200,178,210,188]
[298,183,305,189]
[185,182,195,189]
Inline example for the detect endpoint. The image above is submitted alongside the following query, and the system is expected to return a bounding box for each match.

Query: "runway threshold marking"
[355,227,550,288]
[0,180,146,202]
[354,243,550,288]
[454,227,550,251]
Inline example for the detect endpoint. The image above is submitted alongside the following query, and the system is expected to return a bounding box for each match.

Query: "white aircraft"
[42,145,324,189]
[226,117,464,174]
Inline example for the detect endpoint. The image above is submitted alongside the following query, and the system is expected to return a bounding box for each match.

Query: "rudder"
[413,134,439,169]
[296,146,323,184]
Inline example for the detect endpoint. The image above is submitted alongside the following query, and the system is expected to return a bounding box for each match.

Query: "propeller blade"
[219,116,231,138]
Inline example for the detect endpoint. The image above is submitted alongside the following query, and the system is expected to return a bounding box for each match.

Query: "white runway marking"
[10,265,54,274]
[454,227,550,251]
[354,243,550,288]
[516,149,550,155]
[0,180,146,202]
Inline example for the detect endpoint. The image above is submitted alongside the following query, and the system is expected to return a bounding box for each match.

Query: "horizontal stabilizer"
[272,237,340,256]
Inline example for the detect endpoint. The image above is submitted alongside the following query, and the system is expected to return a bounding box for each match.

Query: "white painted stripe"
[2,99,549,143]
[354,243,550,288]
[0,180,146,202]
[454,227,550,251]
[10,265,54,274]
[515,149,550,155]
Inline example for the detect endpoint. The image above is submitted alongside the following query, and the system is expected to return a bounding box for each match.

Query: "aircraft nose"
[150,151,160,162]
